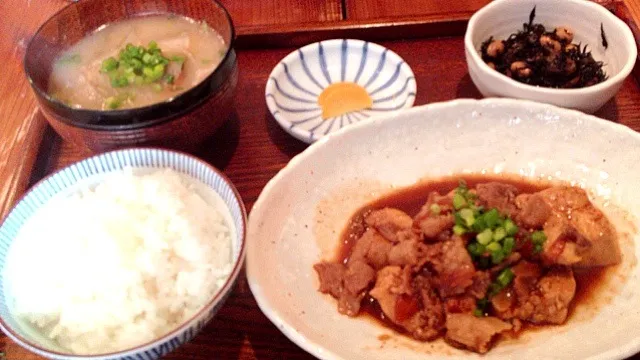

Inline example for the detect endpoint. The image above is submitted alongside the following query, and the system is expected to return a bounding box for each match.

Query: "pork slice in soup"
[48,15,226,110]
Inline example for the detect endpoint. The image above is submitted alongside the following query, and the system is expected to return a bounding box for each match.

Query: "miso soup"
[48,15,227,110]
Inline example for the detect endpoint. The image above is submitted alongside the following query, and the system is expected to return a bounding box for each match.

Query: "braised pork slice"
[369,266,445,340]
[414,191,455,240]
[388,239,429,269]
[515,193,552,228]
[468,271,492,299]
[530,267,577,324]
[314,259,376,316]
[475,182,519,217]
[365,208,418,243]
[343,260,376,294]
[492,261,576,324]
[314,262,345,298]
[443,271,491,315]
[425,236,475,297]
[350,228,393,269]
[444,295,477,314]
[538,186,621,267]
[445,313,512,354]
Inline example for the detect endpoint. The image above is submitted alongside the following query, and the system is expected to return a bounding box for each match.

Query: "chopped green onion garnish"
[165,74,175,84]
[496,268,515,287]
[486,241,502,253]
[473,308,484,317]
[101,57,118,73]
[134,75,144,85]
[430,204,441,215]
[103,93,133,110]
[471,215,486,232]
[453,180,522,266]
[453,224,467,236]
[130,58,143,70]
[483,208,500,228]
[531,231,547,254]
[504,219,519,236]
[147,64,165,81]
[453,193,467,210]
[503,236,515,255]
[459,208,475,227]
[531,230,547,244]
[493,226,506,241]
[126,74,136,84]
[467,242,485,257]
[104,96,121,109]
[142,66,154,78]
[477,228,493,245]
[488,267,515,296]
[491,251,505,265]
[100,41,178,89]
[111,75,129,88]
[142,53,154,64]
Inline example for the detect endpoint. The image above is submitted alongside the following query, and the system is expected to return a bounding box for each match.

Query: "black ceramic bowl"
[24,0,238,152]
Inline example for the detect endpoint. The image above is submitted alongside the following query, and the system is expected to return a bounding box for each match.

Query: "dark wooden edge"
[603,0,640,82]
[21,0,640,194]
[234,13,472,49]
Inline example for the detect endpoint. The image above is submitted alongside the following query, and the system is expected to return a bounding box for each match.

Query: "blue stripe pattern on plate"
[0,148,245,360]
[266,39,416,143]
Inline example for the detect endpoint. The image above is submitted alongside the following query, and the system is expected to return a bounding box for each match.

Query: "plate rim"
[265,38,417,144]
[247,98,640,360]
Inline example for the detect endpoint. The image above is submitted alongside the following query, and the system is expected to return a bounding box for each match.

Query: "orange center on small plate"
[317,82,373,119]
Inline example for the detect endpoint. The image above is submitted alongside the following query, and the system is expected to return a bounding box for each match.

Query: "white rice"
[3,168,234,354]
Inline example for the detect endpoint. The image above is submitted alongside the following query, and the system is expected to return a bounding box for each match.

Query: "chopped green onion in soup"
[47,15,227,110]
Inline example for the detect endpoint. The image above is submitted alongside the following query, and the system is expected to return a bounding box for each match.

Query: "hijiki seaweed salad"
[480,7,607,89]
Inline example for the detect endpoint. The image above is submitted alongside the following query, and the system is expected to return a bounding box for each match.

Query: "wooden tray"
[2,0,640,359]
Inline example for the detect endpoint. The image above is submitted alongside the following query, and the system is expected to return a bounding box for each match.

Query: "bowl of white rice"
[0,148,246,359]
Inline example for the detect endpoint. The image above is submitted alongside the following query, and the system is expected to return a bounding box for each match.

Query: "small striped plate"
[265,39,416,144]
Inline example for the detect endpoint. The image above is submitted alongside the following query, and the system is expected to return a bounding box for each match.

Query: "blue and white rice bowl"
[0,148,247,360]
[265,39,416,144]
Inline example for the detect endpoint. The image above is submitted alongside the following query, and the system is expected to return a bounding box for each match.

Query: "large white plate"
[246,98,640,360]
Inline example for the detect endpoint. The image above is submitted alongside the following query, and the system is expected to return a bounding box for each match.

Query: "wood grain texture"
[1,0,640,359]
[0,0,345,221]
[220,0,342,28]
[235,18,470,49]
[0,0,68,238]
[0,0,345,222]
[6,36,640,360]
[345,0,490,22]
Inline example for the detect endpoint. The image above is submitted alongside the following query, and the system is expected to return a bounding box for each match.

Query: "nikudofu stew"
[48,15,226,110]
[314,177,621,354]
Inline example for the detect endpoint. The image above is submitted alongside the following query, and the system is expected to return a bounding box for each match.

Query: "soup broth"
[48,15,226,110]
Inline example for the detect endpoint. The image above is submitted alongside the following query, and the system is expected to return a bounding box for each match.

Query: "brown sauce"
[334,174,613,338]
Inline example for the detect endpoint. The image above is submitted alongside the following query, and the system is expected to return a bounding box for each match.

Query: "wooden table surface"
[1,0,640,359]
